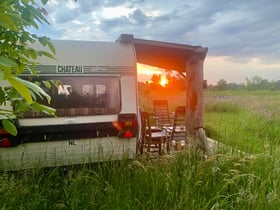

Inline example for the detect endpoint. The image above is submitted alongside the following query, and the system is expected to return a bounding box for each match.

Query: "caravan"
[0,34,208,170]
[0,38,138,170]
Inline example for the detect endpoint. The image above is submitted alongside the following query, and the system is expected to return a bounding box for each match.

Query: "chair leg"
[139,143,143,155]
[166,141,170,153]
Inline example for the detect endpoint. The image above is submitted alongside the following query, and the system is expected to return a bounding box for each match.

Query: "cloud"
[36,0,280,78]
[182,0,280,63]
[77,0,102,13]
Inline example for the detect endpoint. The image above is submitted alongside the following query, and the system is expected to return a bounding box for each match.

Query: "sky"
[34,0,280,85]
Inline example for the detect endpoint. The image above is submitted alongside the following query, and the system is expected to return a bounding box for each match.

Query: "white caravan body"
[0,40,139,170]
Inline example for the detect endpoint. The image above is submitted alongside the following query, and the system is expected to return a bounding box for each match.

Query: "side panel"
[0,138,136,170]
[120,76,138,113]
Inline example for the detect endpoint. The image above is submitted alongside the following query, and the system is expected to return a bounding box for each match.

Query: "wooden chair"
[153,100,171,128]
[168,106,186,151]
[139,110,167,155]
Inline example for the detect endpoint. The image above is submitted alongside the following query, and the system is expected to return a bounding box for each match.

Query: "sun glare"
[160,74,169,87]
[137,63,166,84]
[137,63,162,75]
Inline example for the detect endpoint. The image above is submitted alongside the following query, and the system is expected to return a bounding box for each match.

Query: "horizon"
[137,63,278,85]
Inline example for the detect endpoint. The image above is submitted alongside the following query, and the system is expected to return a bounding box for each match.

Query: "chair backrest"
[140,110,152,140]
[173,106,185,127]
[171,106,186,141]
[153,100,170,127]
[139,110,164,155]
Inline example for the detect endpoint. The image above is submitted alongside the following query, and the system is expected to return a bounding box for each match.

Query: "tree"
[0,0,56,135]
[215,79,227,90]
[166,71,186,90]
[150,74,161,85]
[245,76,272,90]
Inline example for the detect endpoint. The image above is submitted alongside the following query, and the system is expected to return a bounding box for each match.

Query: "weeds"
[1,147,280,209]
[1,90,280,209]
[205,91,280,154]
[205,98,241,113]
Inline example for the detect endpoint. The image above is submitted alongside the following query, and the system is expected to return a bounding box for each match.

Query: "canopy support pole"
[185,49,209,152]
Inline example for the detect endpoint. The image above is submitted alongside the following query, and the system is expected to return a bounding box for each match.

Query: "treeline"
[138,74,280,92]
[209,76,280,91]
[138,73,186,92]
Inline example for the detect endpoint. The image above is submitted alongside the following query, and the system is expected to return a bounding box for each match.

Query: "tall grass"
[1,90,280,209]
[204,90,280,154]
[1,149,280,209]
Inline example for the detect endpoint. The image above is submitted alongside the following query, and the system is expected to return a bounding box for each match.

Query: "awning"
[116,34,208,73]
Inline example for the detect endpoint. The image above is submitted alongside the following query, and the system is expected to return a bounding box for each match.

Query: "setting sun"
[160,74,169,87]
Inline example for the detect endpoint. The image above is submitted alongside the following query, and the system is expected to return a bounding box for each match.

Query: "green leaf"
[0,0,55,121]
[38,36,56,54]
[2,119,18,136]
[22,7,32,22]
[25,4,49,26]
[0,56,18,68]
[31,102,56,116]
[37,51,56,59]
[6,76,33,104]
[0,87,6,104]
[47,42,56,55]
[0,70,4,80]
[38,36,50,46]
[15,103,31,113]
[30,49,38,59]
[7,12,35,29]
[0,14,18,31]
[42,80,51,89]
[16,77,52,103]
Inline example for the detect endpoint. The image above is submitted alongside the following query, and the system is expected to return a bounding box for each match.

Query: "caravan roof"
[35,40,136,67]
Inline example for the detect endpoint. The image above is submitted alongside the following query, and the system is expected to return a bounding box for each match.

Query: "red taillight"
[0,127,13,147]
[113,113,138,138]
[0,126,19,147]
[0,137,12,147]
[124,129,133,138]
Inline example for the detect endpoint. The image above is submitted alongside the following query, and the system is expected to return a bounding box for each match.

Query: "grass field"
[1,90,280,209]
[204,90,280,154]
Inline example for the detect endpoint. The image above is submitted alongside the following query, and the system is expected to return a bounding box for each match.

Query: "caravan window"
[22,76,121,117]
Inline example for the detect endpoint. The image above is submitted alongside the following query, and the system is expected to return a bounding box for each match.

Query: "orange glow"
[137,63,163,82]
[160,74,169,87]
[137,63,169,86]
